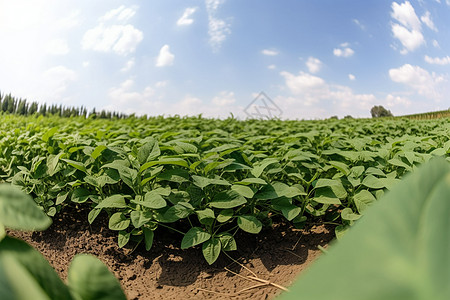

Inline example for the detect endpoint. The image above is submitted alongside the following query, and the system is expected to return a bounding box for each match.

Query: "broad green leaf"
[56,191,69,205]
[279,158,450,300]
[216,209,234,223]
[196,209,215,225]
[157,168,190,183]
[47,152,63,176]
[138,138,160,164]
[0,236,73,300]
[181,227,211,249]
[41,127,58,142]
[251,158,278,177]
[237,215,262,234]
[341,208,361,221]
[361,175,386,189]
[315,179,347,199]
[95,195,127,209]
[91,145,107,160]
[202,238,221,265]
[0,185,52,231]
[143,227,154,251]
[219,233,237,251]
[61,159,87,173]
[140,158,189,173]
[209,190,247,209]
[312,188,342,205]
[352,190,376,214]
[118,230,130,248]
[68,254,126,300]
[88,208,101,224]
[255,182,305,200]
[234,177,267,185]
[108,213,130,231]
[192,175,230,189]
[328,161,350,176]
[271,198,301,221]
[231,184,254,198]
[132,192,167,209]
[130,210,152,228]
[71,188,92,203]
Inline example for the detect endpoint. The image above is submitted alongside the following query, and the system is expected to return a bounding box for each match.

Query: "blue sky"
[0,0,449,119]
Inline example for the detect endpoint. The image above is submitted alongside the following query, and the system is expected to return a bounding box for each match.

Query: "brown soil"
[8,207,334,300]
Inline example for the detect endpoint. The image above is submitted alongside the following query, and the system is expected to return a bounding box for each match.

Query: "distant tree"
[344,115,353,119]
[329,115,338,120]
[370,105,393,118]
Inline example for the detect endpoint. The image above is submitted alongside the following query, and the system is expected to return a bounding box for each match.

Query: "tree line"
[0,92,129,119]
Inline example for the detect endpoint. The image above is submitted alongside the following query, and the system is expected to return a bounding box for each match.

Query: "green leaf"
[143,227,154,251]
[202,238,221,265]
[95,195,127,209]
[231,184,254,198]
[41,127,58,142]
[209,190,247,209]
[251,158,278,177]
[71,188,92,203]
[157,168,190,183]
[90,145,107,160]
[328,161,350,176]
[219,233,237,251]
[237,215,262,234]
[132,192,167,209]
[312,188,342,205]
[217,209,234,223]
[138,138,160,164]
[271,198,302,221]
[108,213,130,231]
[56,191,69,205]
[68,254,126,300]
[315,179,347,198]
[0,185,52,231]
[279,158,450,300]
[47,152,63,176]
[88,208,101,224]
[196,208,215,225]
[234,177,267,185]
[341,207,361,221]
[181,227,211,249]
[130,210,152,228]
[352,190,376,214]
[61,159,87,173]
[0,236,73,300]
[192,175,230,189]
[361,174,386,189]
[118,230,130,248]
[140,158,189,173]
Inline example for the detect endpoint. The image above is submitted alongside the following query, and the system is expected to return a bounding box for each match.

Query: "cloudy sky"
[0,0,449,119]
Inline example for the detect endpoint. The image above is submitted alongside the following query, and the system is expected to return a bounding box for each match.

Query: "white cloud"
[41,66,77,101]
[46,39,69,55]
[82,61,90,68]
[385,94,411,108]
[391,1,421,30]
[268,64,276,70]
[156,45,175,67]
[205,0,231,51]
[278,71,377,118]
[261,49,279,56]
[389,64,445,98]
[120,58,135,72]
[390,1,424,54]
[424,55,450,65]
[82,6,143,56]
[177,7,197,26]
[333,43,354,57]
[348,74,356,81]
[305,57,322,74]
[432,40,440,48]
[82,24,143,55]
[421,11,437,31]
[353,19,365,30]
[212,91,236,106]
[391,23,425,54]
[155,81,168,88]
[100,5,137,22]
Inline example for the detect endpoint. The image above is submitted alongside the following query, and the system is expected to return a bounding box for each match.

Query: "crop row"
[1,114,449,263]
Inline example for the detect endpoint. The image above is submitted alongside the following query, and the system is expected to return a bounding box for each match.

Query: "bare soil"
[8,207,334,300]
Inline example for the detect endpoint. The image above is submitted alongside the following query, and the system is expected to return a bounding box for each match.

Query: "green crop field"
[1,113,449,265]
